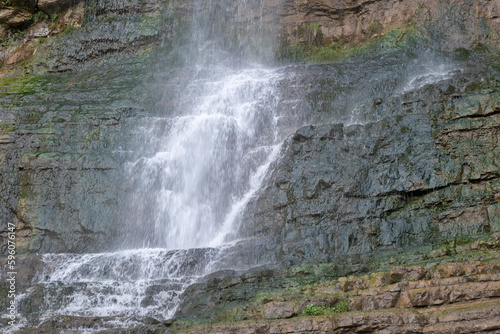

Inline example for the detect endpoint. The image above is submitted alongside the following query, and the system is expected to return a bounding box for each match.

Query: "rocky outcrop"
[0,0,174,73]
[0,0,83,42]
[38,0,82,15]
[179,302,500,334]
[236,56,500,263]
[1,0,499,73]
[275,0,500,49]
[175,235,500,334]
[172,234,500,321]
[0,0,36,29]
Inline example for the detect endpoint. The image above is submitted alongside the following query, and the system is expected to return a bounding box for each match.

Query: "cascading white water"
[402,63,460,92]
[29,247,224,320]
[125,66,284,250]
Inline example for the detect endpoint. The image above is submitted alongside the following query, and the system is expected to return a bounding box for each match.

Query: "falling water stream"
[124,67,285,250]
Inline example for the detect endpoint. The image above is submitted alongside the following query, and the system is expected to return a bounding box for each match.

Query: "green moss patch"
[0,74,48,95]
[279,25,424,64]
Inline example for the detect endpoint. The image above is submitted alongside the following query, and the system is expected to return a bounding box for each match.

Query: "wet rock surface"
[238,57,500,264]
[178,302,500,334]
[0,64,154,253]
[8,235,499,333]
[173,234,500,321]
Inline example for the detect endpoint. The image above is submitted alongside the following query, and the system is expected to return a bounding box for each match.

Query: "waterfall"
[123,67,285,250]
[118,0,286,250]
[9,0,297,330]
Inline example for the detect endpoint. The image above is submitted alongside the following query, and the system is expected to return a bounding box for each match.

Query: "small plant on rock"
[302,304,325,316]
[333,300,348,313]
[302,300,349,316]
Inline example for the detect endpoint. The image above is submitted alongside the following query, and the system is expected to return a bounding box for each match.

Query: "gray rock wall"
[0,68,148,253]
[0,0,182,254]
[237,58,500,263]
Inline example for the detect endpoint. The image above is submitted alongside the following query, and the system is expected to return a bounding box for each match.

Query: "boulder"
[0,7,31,26]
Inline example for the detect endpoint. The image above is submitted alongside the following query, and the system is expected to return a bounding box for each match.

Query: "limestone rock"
[28,22,50,38]
[433,262,490,279]
[38,0,79,15]
[238,64,500,264]
[0,24,7,40]
[274,0,500,50]
[389,266,430,283]
[0,7,31,26]
[261,302,296,319]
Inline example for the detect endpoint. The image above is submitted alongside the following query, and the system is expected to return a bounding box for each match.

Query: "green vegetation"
[368,21,381,34]
[18,170,31,199]
[2,29,23,46]
[32,11,49,24]
[454,47,471,61]
[49,13,59,30]
[301,300,348,316]
[302,304,326,316]
[250,291,279,303]
[0,75,47,94]
[279,24,424,64]
[59,26,75,37]
[0,124,15,132]
[334,300,348,313]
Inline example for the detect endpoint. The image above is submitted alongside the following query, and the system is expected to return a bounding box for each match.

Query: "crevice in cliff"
[380,173,500,218]
[32,226,67,251]
[454,106,500,120]
[379,185,449,204]
[468,172,500,184]
[443,124,500,136]
[303,0,380,19]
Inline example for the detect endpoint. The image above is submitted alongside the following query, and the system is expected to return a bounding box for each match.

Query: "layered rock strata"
[175,235,500,334]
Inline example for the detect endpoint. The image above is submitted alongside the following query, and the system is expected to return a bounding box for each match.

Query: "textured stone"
[433,262,490,279]
[38,0,80,15]
[238,65,500,263]
[178,273,500,334]
[389,266,430,283]
[261,302,296,319]
[0,7,32,26]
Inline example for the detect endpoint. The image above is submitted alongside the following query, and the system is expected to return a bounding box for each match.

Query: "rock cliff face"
[277,0,500,49]
[0,0,499,332]
[237,58,500,264]
[0,0,178,253]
